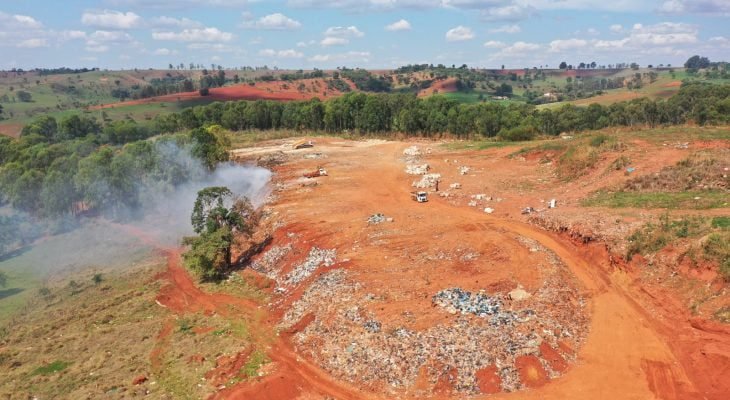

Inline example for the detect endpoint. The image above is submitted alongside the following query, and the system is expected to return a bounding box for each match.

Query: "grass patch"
[32,360,70,376]
[582,190,728,209]
[242,349,269,378]
[711,216,730,229]
[509,141,568,158]
[443,140,517,151]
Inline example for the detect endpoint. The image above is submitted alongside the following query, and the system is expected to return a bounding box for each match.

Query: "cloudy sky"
[1,0,728,70]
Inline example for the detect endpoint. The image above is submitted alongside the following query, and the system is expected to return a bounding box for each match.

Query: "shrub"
[498,125,536,141]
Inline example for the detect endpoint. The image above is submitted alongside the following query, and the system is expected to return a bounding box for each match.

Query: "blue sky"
[1,0,728,70]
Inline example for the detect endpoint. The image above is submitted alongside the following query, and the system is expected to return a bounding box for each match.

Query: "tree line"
[153,82,730,140]
[0,120,229,222]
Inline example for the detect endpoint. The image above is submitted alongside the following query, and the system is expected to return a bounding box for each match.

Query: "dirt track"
[147,139,729,399]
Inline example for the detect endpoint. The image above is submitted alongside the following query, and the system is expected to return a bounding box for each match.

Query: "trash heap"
[284,247,337,285]
[405,164,430,175]
[249,244,292,280]
[403,146,422,157]
[413,173,441,189]
[367,213,393,224]
[432,288,502,317]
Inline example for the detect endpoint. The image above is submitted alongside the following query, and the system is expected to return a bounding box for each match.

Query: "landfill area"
[228,137,730,400]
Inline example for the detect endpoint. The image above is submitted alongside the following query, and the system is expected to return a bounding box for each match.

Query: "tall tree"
[183,187,257,280]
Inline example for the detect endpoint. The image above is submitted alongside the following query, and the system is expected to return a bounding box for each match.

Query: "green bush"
[498,125,536,141]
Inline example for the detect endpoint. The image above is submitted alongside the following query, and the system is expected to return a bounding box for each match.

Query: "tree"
[0,271,6,288]
[684,55,710,70]
[183,186,257,280]
[16,90,32,102]
[559,61,568,69]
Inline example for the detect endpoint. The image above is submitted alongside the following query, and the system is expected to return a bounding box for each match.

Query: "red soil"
[418,78,459,97]
[515,355,549,388]
[111,136,730,400]
[92,78,348,110]
[0,123,23,138]
[475,365,502,394]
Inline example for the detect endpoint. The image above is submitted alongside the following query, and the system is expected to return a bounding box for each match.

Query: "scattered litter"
[284,247,337,285]
[521,207,535,215]
[367,213,393,224]
[484,207,494,214]
[439,192,450,198]
[363,320,382,333]
[548,199,557,209]
[472,194,489,201]
[405,164,430,175]
[303,153,325,159]
[459,166,471,175]
[449,183,461,189]
[468,200,477,207]
[626,167,636,174]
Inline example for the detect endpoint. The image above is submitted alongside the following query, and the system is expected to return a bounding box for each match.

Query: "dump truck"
[411,191,428,203]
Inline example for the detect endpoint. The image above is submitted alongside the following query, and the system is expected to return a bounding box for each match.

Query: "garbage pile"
[284,247,337,285]
[249,244,292,280]
[459,166,471,175]
[413,173,441,189]
[405,164,430,175]
[403,146,422,157]
[432,288,502,317]
[367,213,393,224]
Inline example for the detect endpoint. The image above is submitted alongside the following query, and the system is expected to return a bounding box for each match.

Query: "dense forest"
[154,82,730,140]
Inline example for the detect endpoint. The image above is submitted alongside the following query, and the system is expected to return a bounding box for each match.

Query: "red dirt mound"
[418,78,459,97]
[92,78,349,110]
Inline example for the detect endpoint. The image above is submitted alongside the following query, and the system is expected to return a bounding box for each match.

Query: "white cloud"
[500,41,540,54]
[153,27,233,42]
[321,37,349,46]
[610,24,623,33]
[385,19,412,31]
[150,16,203,29]
[489,24,521,34]
[483,40,506,48]
[11,14,43,29]
[629,22,697,45]
[60,30,87,40]
[445,26,474,41]
[17,38,48,48]
[324,26,364,38]
[549,38,588,52]
[81,10,141,29]
[659,0,730,16]
[481,5,534,21]
[308,51,370,63]
[245,13,302,30]
[187,43,240,52]
[88,30,133,42]
[86,44,110,52]
[259,48,304,58]
[484,40,507,49]
[153,48,178,56]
